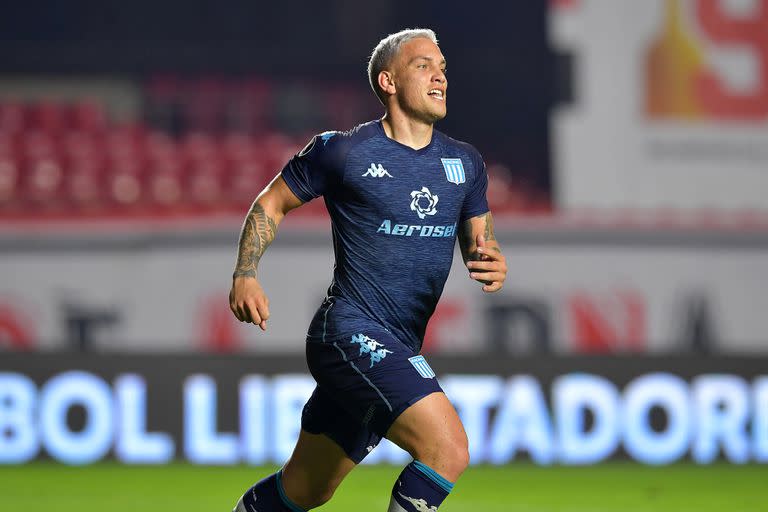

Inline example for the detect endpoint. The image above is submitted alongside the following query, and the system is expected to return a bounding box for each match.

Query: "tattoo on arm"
[482,212,496,242]
[233,202,278,278]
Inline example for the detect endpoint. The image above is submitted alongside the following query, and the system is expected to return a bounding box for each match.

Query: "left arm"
[458,211,507,292]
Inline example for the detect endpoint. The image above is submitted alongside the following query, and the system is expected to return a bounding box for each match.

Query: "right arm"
[229,174,303,330]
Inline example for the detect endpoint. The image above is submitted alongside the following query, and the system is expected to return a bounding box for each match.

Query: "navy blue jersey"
[281,120,489,351]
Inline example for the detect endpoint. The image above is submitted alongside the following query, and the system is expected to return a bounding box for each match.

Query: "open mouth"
[428,89,444,101]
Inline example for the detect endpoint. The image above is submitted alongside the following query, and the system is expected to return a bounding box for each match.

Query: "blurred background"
[1,0,767,488]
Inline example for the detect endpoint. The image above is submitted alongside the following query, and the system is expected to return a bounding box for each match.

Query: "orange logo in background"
[645,0,768,120]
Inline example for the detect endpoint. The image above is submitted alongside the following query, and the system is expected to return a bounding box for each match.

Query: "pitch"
[1,462,764,511]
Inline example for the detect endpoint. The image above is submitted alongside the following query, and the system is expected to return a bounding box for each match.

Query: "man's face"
[389,37,447,123]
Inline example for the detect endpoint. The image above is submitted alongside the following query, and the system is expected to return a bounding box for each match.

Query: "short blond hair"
[367,28,438,105]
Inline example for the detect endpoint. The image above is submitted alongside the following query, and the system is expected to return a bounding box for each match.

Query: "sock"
[387,460,454,512]
[234,470,306,512]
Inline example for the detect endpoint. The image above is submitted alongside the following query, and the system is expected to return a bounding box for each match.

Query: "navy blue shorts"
[301,325,442,463]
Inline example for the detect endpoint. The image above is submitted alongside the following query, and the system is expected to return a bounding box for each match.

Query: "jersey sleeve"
[460,148,490,222]
[280,132,342,202]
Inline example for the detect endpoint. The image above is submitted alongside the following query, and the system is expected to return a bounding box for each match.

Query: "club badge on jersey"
[408,355,436,379]
[440,158,465,185]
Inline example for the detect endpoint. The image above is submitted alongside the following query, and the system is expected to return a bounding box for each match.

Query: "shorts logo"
[441,158,465,185]
[410,187,439,219]
[351,333,393,368]
[408,355,436,379]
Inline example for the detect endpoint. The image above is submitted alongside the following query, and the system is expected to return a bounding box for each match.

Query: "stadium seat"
[106,157,145,208]
[227,159,267,209]
[23,156,65,208]
[66,158,105,210]
[0,133,19,158]
[0,156,20,208]
[70,100,107,133]
[147,156,185,208]
[187,158,226,208]
[22,131,58,160]
[0,102,26,133]
[29,102,67,134]
[182,132,218,162]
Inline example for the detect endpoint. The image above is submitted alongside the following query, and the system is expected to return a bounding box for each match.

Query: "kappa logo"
[398,493,438,512]
[410,187,439,219]
[362,163,393,178]
[350,333,393,368]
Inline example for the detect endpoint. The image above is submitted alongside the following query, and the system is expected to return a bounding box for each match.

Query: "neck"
[380,110,434,150]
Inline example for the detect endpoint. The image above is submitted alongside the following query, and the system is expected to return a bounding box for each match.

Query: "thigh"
[281,428,356,502]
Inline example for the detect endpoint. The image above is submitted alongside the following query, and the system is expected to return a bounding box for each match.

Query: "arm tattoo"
[482,212,496,242]
[233,202,278,278]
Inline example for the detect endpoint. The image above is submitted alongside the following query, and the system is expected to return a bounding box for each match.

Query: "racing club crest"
[441,158,465,185]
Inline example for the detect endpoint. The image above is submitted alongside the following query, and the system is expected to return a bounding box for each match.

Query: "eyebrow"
[408,56,447,66]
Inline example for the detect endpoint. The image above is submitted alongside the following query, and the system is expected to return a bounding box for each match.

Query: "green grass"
[1,463,766,511]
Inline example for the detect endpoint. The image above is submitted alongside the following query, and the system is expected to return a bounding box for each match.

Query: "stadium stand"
[0,78,547,219]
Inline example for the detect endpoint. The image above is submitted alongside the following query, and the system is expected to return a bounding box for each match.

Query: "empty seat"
[23,156,66,207]
[0,102,26,133]
[106,157,145,208]
[70,100,107,133]
[0,156,20,208]
[66,158,105,210]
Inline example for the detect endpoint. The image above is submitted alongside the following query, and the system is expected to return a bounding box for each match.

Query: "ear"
[378,70,396,96]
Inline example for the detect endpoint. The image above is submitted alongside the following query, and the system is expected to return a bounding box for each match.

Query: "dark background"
[0,1,553,190]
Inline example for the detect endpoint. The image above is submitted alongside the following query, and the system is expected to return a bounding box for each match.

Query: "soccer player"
[229,28,507,511]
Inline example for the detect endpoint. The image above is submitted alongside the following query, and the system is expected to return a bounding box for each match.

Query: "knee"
[415,431,470,481]
[443,432,470,477]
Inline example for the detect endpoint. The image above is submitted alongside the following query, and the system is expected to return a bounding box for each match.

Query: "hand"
[466,234,507,293]
[229,276,270,330]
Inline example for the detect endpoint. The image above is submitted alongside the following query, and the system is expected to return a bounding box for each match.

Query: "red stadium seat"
[29,102,67,134]
[221,133,258,163]
[0,133,19,159]
[66,158,105,210]
[227,159,267,209]
[145,131,178,162]
[106,126,145,162]
[23,156,66,208]
[70,100,107,133]
[260,133,299,174]
[0,102,26,133]
[182,132,218,162]
[0,156,20,208]
[22,131,59,160]
[187,158,226,208]
[63,131,104,164]
[147,156,185,208]
[106,157,145,208]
